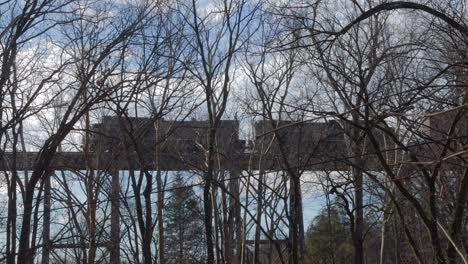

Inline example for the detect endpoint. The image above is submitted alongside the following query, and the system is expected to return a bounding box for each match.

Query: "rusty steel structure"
[0,112,466,264]
[0,117,400,171]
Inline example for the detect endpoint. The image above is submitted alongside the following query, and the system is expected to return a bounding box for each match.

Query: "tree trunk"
[17,190,34,264]
[228,168,241,264]
[6,170,17,264]
[41,172,51,264]
[204,179,215,264]
[204,127,216,264]
[110,170,121,264]
[254,169,264,264]
[142,171,153,264]
[212,181,222,263]
[221,172,231,264]
[354,167,364,264]
[155,121,165,264]
[290,175,302,264]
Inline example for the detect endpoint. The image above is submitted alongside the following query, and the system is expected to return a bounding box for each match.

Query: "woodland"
[0,0,467,263]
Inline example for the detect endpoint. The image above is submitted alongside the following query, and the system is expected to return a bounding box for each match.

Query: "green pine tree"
[164,173,206,264]
[305,204,353,264]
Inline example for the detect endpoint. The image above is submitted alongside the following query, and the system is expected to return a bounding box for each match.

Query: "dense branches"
[0,0,467,263]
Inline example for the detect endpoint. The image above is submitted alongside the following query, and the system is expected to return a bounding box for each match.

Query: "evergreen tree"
[164,173,206,264]
[305,204,353,264]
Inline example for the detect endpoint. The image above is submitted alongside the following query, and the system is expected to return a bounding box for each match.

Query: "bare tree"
[177,1,258,262]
